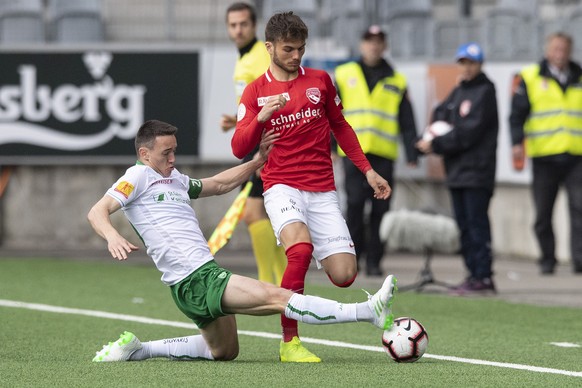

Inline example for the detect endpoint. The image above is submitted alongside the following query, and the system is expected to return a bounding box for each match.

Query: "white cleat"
[92,331,142,362]
[366,274,397,330]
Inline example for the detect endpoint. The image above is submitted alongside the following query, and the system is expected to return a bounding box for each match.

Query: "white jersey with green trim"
[106,163,212,286]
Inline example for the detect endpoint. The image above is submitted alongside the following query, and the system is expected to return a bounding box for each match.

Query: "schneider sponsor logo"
[270,107,321,127]
[0,51,146,151]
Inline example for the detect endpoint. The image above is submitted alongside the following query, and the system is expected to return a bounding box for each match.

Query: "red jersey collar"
[265,66,305,82]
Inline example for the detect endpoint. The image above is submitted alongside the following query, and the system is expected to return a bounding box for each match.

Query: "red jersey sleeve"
[323,73,372,175]
[231,81,264,159]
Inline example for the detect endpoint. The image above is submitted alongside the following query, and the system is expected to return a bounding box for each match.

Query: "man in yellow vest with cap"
[510,32,582,275]
[334,25,418,276]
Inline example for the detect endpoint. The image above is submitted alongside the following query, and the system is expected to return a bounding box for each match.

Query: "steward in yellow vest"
[335,62,410,160]
[509,32,582,275]
[513,64,582,157]
[333,25,418,277]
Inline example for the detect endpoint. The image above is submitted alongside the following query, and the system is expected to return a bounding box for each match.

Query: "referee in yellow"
[220,2,286,285]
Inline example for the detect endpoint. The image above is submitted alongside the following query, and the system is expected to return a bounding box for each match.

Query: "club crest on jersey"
[306,88,321,104]
[257,93,290,107]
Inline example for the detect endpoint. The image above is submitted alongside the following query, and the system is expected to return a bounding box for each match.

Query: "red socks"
[281,242,313,342]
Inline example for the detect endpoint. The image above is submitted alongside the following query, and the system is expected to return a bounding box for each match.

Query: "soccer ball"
[382,317,429,363]
[422,120,453,141]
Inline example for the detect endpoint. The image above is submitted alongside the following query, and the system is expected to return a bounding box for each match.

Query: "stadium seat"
[49,0,104,43]
[262,0,320,37]
[484,0,539,60]
[379,0,433,59]
[433,19,482,60]
[324,0,367,56]
[0,0,45,43]
[566,7,582,60]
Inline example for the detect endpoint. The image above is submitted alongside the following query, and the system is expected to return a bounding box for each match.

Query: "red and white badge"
[459,100,472,117]
[306,87,321,104]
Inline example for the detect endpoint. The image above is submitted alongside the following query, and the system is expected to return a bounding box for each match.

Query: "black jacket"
[431,72,498,190]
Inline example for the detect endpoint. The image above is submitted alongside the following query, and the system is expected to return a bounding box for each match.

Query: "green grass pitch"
[0,257,581,387]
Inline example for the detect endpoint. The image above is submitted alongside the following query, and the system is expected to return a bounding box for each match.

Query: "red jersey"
[232,66,371,192]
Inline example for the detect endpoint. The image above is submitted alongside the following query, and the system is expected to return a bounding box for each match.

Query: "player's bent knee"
[212,345,239,361]
[209,336,239,361]
[327,269,358,288]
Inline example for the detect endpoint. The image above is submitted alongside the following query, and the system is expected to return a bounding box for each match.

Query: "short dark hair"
[226,2,257,25]
[135,120,177,154]
[265,11,308,43]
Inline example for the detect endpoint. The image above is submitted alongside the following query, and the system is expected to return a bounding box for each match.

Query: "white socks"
[127,295,376,361]
[129,335,214,361]
[284,293,373,324]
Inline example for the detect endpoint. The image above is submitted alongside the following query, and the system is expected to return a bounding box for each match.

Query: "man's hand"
[220,114,237,132]
[253,129,279,164]
[257,94,287,123]
[512,143,525,171]
[107,234,139,260]
[87,195,139,261]
[365,169,392,200]
[415,138,433,154]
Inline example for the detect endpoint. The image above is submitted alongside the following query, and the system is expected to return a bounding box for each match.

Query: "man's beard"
[273,53,299,74]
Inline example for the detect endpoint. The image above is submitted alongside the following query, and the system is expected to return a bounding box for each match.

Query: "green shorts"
[170,260,232,328]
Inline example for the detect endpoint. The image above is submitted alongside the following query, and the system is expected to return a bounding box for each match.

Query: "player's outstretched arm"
[201,129,278,197]
[365,169,392,200]
[87,195,139,260]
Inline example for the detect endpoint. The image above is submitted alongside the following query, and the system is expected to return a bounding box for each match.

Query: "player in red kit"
[231,12,395,363]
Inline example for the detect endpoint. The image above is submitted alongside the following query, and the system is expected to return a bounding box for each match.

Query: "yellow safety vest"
[233,40,270,104]
[335,62,407,159]
[521,64,582,157]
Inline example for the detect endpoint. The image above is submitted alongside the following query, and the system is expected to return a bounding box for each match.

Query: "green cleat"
[279,336,321,363]
[366,274,397,330]
[92,331,142,362]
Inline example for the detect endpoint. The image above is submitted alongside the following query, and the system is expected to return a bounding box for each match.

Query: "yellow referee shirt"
[233,39,270,104]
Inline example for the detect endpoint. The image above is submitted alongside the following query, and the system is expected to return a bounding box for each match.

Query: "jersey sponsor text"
[270,107,321,127]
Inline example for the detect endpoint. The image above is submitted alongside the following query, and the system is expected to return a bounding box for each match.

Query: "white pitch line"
[1,299,581,378]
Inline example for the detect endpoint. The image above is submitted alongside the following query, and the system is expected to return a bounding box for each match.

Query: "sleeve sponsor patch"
[237,103,246,122]
[114,181,135,199]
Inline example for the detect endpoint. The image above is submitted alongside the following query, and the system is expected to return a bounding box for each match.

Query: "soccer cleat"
[366,274,397,330]
[279,336,322,363]
[92,331,142,362]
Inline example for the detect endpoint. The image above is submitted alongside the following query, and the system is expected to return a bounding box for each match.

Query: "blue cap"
[455,42,484,63]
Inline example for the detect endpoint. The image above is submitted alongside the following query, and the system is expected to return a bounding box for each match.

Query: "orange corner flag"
[207,181,253,255]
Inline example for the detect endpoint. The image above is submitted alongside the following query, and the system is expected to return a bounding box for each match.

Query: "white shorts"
[263,184,355,267]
